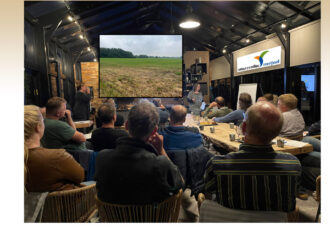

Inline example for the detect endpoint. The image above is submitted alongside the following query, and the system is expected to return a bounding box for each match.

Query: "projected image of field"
[100,58,182,97]
[99,35,183,98]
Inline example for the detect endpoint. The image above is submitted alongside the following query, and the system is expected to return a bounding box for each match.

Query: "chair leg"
[315,203,320,222]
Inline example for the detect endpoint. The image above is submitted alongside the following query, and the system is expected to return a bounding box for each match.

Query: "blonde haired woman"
[24,105,84,192]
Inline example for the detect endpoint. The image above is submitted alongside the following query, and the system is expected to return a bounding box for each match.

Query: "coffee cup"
[229,134,236,141]
[229,123,234,129]
[210,127,215,133]
[277,139,285,148]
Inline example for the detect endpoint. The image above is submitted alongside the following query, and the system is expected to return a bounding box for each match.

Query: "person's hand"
[148,132,165,155]
[210,102,217,108]
[86,86,90,94]
[192,98,196,103]
[65,109,72,118]
[211,117,216,121]
[40,107,46,118]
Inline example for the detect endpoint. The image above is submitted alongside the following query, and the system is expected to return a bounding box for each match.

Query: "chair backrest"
[316,175,321,202]
[198,193,299,222]
[41,184,97,222]
[96,189,183,222]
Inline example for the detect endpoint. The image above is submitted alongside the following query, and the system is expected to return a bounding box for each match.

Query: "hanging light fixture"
[179,2,200,29]
[169,2,175,34]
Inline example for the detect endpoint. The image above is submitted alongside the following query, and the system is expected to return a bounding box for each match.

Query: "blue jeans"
[298,136,320,168]
[302,136,320,152]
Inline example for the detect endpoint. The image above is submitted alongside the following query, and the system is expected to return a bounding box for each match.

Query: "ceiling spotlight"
[67,15,73,21]
[179,3,200,29]
[79,34,84,39]
[246,38,250,43]
[93,58,97,62]
[179,21,200,29]
[87,47,91,51]
[281,23,287,29]
[222,48,227,54]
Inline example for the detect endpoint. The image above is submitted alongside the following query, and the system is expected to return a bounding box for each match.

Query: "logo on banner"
[254,50,269,66]
[237,46,281,72]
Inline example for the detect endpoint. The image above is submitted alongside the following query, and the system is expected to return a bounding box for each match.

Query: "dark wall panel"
[24,20,77,107]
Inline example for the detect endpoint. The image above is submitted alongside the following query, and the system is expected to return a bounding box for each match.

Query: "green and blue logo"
[254,50,269,66]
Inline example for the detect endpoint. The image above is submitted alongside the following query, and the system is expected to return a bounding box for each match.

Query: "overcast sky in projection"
[100,35,182,57]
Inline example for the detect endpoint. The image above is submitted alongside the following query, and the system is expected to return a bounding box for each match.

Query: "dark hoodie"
[95,136,183,204]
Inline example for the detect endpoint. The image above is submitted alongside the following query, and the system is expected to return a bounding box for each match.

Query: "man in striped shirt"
[204,101,301,212]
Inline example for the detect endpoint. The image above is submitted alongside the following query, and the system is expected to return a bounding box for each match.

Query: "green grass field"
[100,58,182,97]
[100,58,182,70]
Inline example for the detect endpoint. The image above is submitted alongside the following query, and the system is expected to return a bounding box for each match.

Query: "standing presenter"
[187,83,203,115]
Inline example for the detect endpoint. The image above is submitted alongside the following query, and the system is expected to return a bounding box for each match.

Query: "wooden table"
[184,114,313,155]
[74,120,94,129]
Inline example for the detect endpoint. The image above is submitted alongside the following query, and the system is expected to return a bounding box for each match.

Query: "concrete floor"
[296,194,320,222]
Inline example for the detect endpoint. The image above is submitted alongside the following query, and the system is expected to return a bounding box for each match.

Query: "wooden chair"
[197,193,205,212]
[315,175,321,222]
[96,189,183,222]
[197,193,299,222]
[41,184,97,222]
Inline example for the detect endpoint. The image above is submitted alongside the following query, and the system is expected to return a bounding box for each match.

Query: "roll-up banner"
[237,46,281,73]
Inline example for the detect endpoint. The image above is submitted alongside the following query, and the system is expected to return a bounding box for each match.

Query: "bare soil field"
[100,66,182,97]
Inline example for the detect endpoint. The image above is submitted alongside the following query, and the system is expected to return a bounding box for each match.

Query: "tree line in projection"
[100,48,180,58]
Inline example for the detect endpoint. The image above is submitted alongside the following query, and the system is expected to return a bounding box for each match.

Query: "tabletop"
[184,114,313,155]
[74,120,94,129]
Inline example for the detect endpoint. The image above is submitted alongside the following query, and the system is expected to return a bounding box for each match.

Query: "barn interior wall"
[24,19,77,107]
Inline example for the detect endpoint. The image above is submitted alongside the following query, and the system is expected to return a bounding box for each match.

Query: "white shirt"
[280,108,305,137]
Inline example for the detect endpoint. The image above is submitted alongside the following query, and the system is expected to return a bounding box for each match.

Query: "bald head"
[244,102,283,144]
[215,97,225,107]
[170,105,187,125]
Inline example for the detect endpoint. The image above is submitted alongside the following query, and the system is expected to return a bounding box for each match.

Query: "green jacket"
[203,106,233,119]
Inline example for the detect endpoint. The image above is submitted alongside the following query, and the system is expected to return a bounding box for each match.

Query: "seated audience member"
[212,93,252,125]
[24,105,84,192]
[257,96,267,102]
[277,93,305,137]
[297,136,321,199]
[202,97,232,119]
[263,93,274,103]
[159,105,209,222]
[272,94,279,105]
[91,102,128,151]
[258,94,278,105]
[41,97,86,150]
[307,120,320,136]
[95,102,183,204]
[114,114,125,128]
[153,98,169,124]
[158,105,203,151]
[205,102,301,212]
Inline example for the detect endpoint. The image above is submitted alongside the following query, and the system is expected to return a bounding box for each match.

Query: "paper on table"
[75,120,91,124]
[284,139,308,148]
[84,133,92,139]
[200,102,206,110]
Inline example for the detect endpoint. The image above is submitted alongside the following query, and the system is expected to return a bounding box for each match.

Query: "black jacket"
[72,91,91,120]
[167,145,213,198]
[95,136,183,204]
